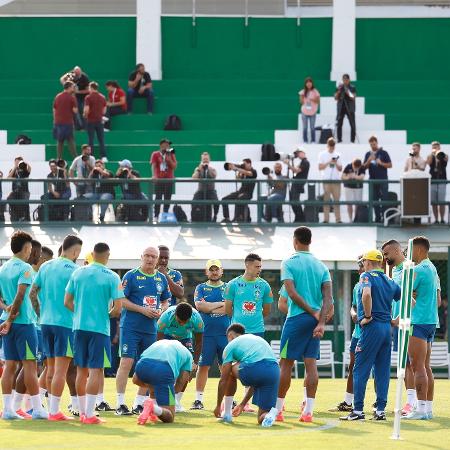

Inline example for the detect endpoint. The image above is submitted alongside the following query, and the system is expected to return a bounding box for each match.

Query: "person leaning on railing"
[192,152,219,222]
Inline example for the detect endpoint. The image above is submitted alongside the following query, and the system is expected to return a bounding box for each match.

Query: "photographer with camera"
[44,159,71,220]
[69,144,96,197]
[127,63,154,114]
[284,149,310,222]
[192,152,219,222]
[83,160,115,223]
[221,158,257,223]
[334,74,356,143]
[262,162,288,223]
[116,159,149,221]
[318,137,342,223]
[342,158,366,222]
[363,136,392,223]
[60,65,90,130]
[7,156,31,221]
[404,143,426,172]
[427,141,448,224]
[150,139,177,220]
[53,81,78,159]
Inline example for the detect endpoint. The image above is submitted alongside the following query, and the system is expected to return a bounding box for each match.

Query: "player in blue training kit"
[333,257,364,412]
[214,324,279,427]
[157,303,204,411]
[382,239,417,415]
[31,234,82,421]
[192,259,229,410]
[115,246,171,416]
[64,242,124,424]
[132,339,193,424]
[277,227,333,423]
[404,236,439,420]
[0,231,48,420]
[157,245,184,307]
[341,249,401,422]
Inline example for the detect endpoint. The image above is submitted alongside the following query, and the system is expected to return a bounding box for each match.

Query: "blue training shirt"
[194,281,230,337]
[357,269,401,323]
[167,268,183,307]
[120,268,171,334]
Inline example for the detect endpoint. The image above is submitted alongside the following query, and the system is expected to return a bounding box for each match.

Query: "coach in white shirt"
[318,137,342,223]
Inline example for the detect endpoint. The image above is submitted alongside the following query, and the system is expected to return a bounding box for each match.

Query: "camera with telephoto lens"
[166,147,176,154]
[224,162,244,171]
[57,159,67,169]
[436,151,446,161]
[409,152,415,157]
[262,167,273,176]
[202,164,209,170]
[118,168,130,178]
[81,154,90,162]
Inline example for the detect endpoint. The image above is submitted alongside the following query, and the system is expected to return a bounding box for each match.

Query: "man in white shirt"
[318,137,342,223]
[69,144,96,197]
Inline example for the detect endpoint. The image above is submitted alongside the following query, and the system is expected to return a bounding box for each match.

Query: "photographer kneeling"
[7,156,31,221]
[83,159,115,223]
[44,159,71,220]
[116,159,149,221]
[262,162,288,223]
[221,158,257,223]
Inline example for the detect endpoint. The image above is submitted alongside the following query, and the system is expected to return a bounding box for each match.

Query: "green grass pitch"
[1,378,449,450]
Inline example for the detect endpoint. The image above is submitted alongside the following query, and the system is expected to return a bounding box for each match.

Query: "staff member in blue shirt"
[404,236,439,420]
[341,249,400,421]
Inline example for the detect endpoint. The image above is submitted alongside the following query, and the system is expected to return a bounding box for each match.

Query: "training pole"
[391,239,414,440]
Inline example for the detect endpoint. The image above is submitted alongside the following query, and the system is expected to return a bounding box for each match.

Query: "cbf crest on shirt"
[224,275,273,334]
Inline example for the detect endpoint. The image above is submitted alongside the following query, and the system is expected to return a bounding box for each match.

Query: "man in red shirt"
[53,81,78,159]
[104,80,127,130]
[150,139,177,220]
[84,82,108,162]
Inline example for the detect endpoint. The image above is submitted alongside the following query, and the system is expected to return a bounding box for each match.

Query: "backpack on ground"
[164,115,182,131]
[261,142,276,161]
[173,205,188,222]
[354,205,369,223]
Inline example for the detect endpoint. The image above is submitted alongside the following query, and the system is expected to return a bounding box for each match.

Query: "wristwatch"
[364,315,372,320]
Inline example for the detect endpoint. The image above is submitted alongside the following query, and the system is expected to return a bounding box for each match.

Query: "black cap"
[160,138,171,145]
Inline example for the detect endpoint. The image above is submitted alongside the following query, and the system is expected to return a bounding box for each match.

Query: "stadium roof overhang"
[0,226,447,270]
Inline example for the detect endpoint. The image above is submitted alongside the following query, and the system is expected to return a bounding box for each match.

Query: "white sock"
[344,392,354,405]
[175,392,183,405]
[417,400,426,413]
[31,394,44,412]
[276,397,284,411]
[116,393,125,408]
[96,393,104,405]
[50,395,61,415]
[78,395,86,415]
[425,400,433,413]
[3,394,12,412]
[13,392,24,411]
[39,387,47,405]
[303,387,307,401]
[133,394,147,408]
[71,395,79,410]
[24,394,32,412]
[304,397,315,415]
[86,394,97,419]
[224,396,234,416]
[154,402,163,416]
[195,391,204,402]
[406,389,416,406]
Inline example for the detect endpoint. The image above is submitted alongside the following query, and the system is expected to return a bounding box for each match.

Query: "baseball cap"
[360,249,383,262]
[118,159,132,168]
[206,259,222,270]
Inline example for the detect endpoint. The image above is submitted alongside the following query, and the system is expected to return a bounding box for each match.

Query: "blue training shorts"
[135,358,175,407]
[411,324,436,343]
[74,330,111,369]
[119,328,156,359]
[239,359,280,411]
[199,335,228,367]
[349,336,359,354]
[3,323,37,361]
[36,327,46,364]
[41,324,74,359]
[280,313,320,361]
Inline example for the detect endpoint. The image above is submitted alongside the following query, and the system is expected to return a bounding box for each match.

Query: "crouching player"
[132,339,193,424]
[214,324,279,427]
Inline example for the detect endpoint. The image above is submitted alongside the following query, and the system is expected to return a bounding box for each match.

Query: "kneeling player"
[214,324,279,427]
[132,339,193,424]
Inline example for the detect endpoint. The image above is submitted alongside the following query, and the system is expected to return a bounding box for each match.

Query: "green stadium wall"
[356,18,450,80]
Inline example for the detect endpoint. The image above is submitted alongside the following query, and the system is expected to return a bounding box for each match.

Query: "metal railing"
[0,178,448,226]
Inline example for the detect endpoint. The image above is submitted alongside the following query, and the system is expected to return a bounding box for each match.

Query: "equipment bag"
[173,205,188,222]
[261,142,276,161]
[164,115,182,131]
